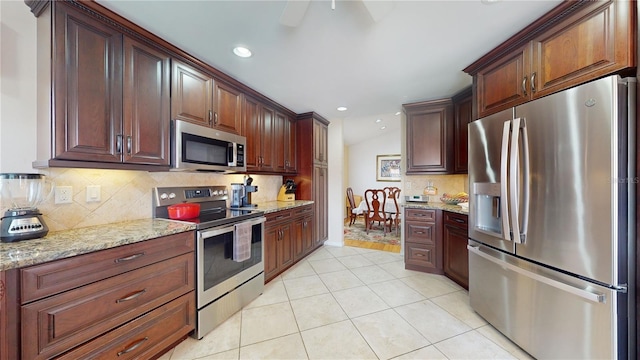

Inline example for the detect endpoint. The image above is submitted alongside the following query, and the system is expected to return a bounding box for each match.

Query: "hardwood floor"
[344,239,401,253]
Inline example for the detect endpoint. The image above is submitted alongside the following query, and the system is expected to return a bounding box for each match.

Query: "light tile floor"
[160,245,534,360]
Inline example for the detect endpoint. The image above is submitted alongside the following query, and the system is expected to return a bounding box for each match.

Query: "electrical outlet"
[54,186,73,204]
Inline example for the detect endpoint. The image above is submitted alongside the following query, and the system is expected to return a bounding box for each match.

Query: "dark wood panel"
[0,269,20,360]
[444,224,469,289]
[261,105,276,171]
[53,2,122,162]
[453,87,472,173]
[214,81,243,135]
[123,36,170,165]
[171,60,213,126]
[405,99,453,174]
[243,95,262,171]
[274,112,288,172]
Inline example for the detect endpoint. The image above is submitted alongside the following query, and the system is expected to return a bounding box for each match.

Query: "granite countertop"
[0,219,195,271]
[403,202,469,215]
[240,200,314,214]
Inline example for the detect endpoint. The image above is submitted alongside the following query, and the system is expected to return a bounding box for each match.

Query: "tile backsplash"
[404,174,469,202]
[14,169,283,232]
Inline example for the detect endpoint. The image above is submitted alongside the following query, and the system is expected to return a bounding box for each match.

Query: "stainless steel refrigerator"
[467,75,636,359]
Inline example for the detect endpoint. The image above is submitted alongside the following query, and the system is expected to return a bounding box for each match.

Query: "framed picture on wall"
[376,154,401,182]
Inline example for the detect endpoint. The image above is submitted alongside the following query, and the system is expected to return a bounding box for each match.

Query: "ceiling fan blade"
[361,0,394,22]
[279,0,311,27]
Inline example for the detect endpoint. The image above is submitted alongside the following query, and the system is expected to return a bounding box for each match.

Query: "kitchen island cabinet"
[465,0,636,118]
[404,208,443,274]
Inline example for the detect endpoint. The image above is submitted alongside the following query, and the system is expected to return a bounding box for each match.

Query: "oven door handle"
[198,216,266,239]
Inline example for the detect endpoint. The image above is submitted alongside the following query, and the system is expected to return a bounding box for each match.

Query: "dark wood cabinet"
[123,36,171,166]
[452,87,472,174]
[466,0,636,118]
[264,209,295,282]
[52,2,123,163]
[244,97,275,172]
[285,116,297,173]
[34,1,171,170]
[17,231,195,360]
[404,208,443,274]
[294,113,330,246]
[172,60,243,135]
[293,205,314,262]
[274,112,297,173]
[405,99,453,174]
[443,211,469,289]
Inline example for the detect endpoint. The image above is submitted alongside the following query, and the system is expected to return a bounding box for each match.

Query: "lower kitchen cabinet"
[265,204,316,282]
[443,211,469,289]
[404,208,443,274]
[4,231,195,360]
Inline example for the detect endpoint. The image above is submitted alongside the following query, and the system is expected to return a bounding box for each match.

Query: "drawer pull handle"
[115,252,145,263]
[117,337,149,356]
[415,231,425,234]
[116,289,147,303]
[453,218,466,223]
[416,253,425,257]
[276,215,286,220]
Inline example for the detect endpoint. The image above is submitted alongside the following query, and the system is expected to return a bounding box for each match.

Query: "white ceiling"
[96,0,562,145]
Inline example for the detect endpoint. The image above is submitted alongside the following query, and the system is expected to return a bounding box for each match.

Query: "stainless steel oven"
[153,186,265,339]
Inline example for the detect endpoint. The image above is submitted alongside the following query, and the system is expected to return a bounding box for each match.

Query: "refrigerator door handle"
[500,121,512,241]
[509,118,522,243]
[520,119,530,241]
[467,245,607,303]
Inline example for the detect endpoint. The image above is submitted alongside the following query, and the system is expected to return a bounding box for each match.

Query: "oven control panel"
[153,186,228,207]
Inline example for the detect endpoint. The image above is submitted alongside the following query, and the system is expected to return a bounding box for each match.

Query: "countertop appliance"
[230,175,258,208]
[467,75,636,359]
[171,119,246,173]
[277,179,296,202]
[0,173,52,242]
[153,186,265,339]
[404,195,429,203]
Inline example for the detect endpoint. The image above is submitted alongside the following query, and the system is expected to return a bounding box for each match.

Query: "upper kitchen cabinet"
[275,111,297,173]
[452,87,472,174]
[404,99,453,174]
[466,0,636,118]
[172,60,243,135]
[30,1,171,170]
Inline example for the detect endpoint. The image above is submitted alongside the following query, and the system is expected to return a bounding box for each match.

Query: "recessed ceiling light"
[380,126,386,130]
[481,0,501,4]
[395,112,401,116]
[233,46,252,58]
[375,119,382,123]
[337,106,348,111]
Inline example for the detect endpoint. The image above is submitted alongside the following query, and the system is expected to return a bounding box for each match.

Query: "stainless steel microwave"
[172,120,246,172]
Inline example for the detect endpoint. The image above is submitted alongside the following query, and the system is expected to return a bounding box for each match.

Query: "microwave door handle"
[500,120,512,241]
[509,117,522,244]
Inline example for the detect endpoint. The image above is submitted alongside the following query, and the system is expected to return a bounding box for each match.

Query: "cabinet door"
[214,81,243,135]
[243,96,262,171]
[405,100,453,174]
[313,120,328,165]
[285,117,297,173]
[293,213,313,262]
[444,224,469,289]
[278,223,294,270]
[264,226,279,281]
[123,37,170,165]
[453,91,472,174]
[171,61,213,126]
[273,112,288,173]
[53,3,123,162]
[475,44,531,119]
[314,166,328,244]
[260,105,276,171]
[531,0,635,99]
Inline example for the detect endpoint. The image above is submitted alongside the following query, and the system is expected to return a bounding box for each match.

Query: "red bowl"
[167,203,200,220]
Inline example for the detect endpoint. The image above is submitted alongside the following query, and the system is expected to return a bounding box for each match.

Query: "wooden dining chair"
[384,187,401,235]
[346,187,363,226]
[363,189,392,235]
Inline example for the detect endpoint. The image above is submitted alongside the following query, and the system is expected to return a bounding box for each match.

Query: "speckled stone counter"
[240,200,314,214]
[0,219,195,271]
[403,202,469,215]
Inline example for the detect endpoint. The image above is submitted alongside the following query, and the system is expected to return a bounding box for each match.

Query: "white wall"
[0,0,37,173]
[325,118,344,247]
[346,128,402,199]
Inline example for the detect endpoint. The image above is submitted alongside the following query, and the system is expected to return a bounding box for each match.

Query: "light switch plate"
[86,185,101,202]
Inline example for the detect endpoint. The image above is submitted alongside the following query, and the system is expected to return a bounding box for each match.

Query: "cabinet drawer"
[405,208,436,222]
[21,231,194,303]
[295,205,313,217]
[22,253,194,360]
[405,243,437,269]
[405,221,436,245]
[57,293,195,360]
[265,209,293,224]
[443,211,468,229]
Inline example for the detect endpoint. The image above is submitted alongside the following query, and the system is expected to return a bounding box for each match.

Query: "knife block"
[277,185,295,202]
